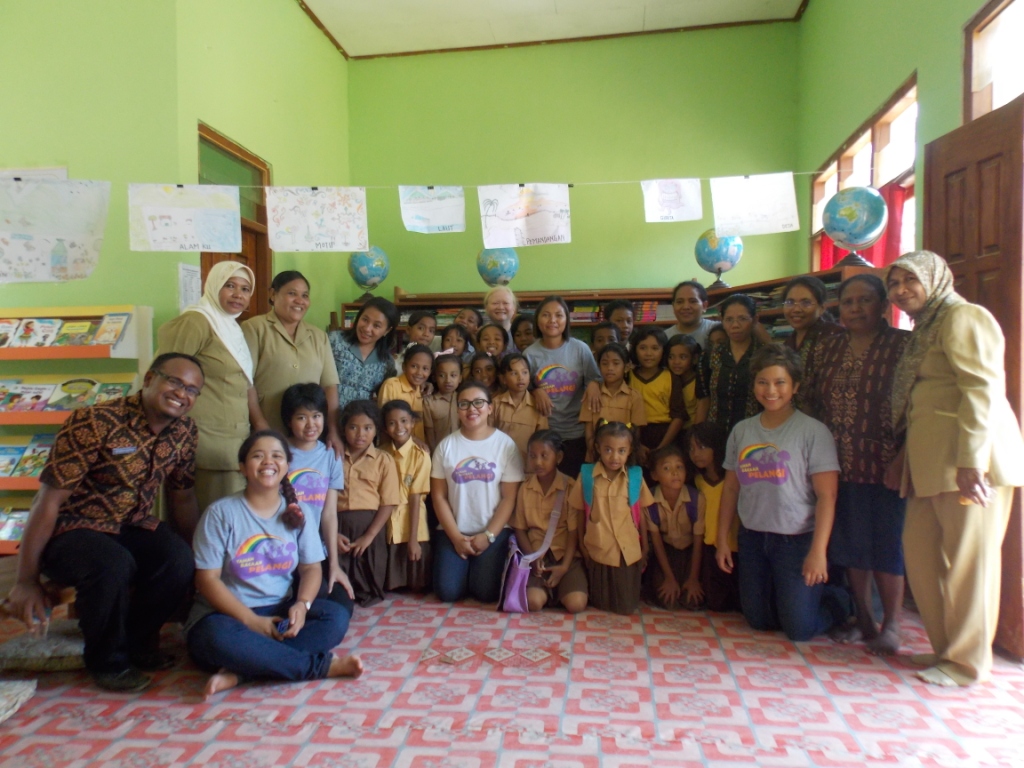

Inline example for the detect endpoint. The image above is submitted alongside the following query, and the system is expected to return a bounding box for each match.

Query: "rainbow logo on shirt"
[231,533,296,581]
[452,456,496,484]
[736,443,790,486]
[288,468,329,507]
[536,364,578,397]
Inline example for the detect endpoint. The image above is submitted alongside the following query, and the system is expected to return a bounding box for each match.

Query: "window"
[810,76,917,270]
[966,0,1024,121]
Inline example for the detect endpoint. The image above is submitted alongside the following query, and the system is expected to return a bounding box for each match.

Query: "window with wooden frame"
[810,76,918,271]
[197,124,273,324]
[966,0,1024,121]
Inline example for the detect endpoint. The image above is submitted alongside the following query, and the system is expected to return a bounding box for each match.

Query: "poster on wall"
[0,179,111,284]
[177,262,202,312]
[709,172,800,237]
[398,186,465,234]
[128,184,241,252]
[266,186,368,252]
[477,183,571,248]
[640,178,702,223]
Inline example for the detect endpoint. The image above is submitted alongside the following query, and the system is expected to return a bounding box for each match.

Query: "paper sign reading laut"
[710,172,800,237]
[399,186,465,234]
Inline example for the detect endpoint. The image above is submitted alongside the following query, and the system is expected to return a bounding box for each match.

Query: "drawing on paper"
[128,185,241,252]
[710,172,800,238]
[0,180,111,284]
[477,184,571,249]
[266,187,368,252]
[640,178,702,223]
[398,186,465,234]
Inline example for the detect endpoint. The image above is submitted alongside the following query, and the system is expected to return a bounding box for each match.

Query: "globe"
[694,229,743,288]
[822,186,888,251]
[348,246,390,294]
[477,247,519,287]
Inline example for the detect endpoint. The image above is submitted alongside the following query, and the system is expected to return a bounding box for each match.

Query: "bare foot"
[328,654,363,678]
[866,626,901,656]
[204,668,240,698]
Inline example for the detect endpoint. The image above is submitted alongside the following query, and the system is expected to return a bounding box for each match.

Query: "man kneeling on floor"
[5,353,205,692]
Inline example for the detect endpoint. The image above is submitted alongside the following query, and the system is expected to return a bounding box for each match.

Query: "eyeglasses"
[154,370,201,398]
[722,315,752,325]
[457,398,490,411]
[783,299,818,310]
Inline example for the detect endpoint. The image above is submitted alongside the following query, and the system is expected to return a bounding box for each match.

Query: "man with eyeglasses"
[4,353,205,692]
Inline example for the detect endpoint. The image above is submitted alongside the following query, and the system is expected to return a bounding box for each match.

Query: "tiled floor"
[2,595,1024,767]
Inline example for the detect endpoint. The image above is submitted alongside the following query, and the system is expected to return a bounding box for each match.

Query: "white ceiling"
[304,0,806,58]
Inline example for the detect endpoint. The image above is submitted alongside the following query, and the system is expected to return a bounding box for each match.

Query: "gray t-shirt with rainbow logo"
[524,337,601,440]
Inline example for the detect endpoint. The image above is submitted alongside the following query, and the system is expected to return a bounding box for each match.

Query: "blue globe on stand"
[822,186,889,268]
[348,246,390,301]
[477,248,519,287]
[694,229,743,289]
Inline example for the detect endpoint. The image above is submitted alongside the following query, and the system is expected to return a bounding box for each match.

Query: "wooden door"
[201,219,272,324]
[924,92,1024,655]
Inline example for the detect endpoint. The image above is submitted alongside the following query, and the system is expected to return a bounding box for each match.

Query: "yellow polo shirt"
[384,439,432,544]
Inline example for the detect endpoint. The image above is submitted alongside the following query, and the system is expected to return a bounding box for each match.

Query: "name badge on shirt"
[112,446,137,456]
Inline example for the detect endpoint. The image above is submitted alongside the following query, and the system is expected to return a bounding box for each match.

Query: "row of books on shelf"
[0,313,131,349]
[0,434,55,479]
[0,379,131,413]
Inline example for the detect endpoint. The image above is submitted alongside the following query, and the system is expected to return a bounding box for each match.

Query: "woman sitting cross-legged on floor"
[186,430,362,697]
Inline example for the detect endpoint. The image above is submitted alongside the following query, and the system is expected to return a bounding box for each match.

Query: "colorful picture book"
[0,446,26,477]
[92,312,131,346]
[10,434,56,478]
[0,319,20,348]
[0,384,57,412]
[0,379,20,403]
[52,319,100,346]
[0,510,29,543]
[44,378,99,411]
[93,382,131,404]
[7,318,62,348]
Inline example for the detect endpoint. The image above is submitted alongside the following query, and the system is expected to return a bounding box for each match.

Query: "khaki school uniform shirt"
[377,375,426,442]
[384,439,431,544]
[493,390,549,459]
[578,381,648,429]
[568,463,654,567]
[423,392,459,452]
[242,311,339,436]
[511,471,576,562]
[338,445,401,512]
[649,484,705,551]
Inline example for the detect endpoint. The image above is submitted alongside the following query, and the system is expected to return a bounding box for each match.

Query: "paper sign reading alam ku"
[266,186,368,252]
[710,172,800,238]
[128,184,241,253]
[477,183,571,249]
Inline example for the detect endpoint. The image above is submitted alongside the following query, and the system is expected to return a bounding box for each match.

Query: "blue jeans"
[737,527,850,641]
[433,528,511,603]
[187,596,352,681]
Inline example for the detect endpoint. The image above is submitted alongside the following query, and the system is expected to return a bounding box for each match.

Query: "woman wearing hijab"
[885,251,1024,687]
[157,261,264,512]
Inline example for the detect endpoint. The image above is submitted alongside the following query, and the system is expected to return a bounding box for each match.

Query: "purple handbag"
[497,490,565,613]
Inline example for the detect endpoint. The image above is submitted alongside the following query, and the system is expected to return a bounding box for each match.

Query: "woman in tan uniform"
[156,261,262,512]
[886,251,1024,686]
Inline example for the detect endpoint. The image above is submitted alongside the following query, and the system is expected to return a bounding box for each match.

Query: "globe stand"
[707,269,730,290]
[834,251,874,268]
[353,291,376,304]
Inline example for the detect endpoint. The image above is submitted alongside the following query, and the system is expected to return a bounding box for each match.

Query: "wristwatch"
[484,530,496,544]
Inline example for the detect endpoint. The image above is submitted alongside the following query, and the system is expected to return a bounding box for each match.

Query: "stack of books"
[569,304,601,323]
[632,301,660,323]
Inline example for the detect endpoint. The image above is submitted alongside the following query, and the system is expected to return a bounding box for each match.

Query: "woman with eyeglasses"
[802,274,910,655]
[781,276,844,372]
[701,294,765,434]
[429,380,525,603]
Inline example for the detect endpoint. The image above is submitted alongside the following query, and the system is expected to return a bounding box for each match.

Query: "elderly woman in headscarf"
[157,261,265,513]
[885,250,1024,687]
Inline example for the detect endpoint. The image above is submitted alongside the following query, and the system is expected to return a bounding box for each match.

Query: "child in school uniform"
[579,343,647,462]
[644,445,705,609]
[570,421,655,615]
[628,327,678,467]
[337,399,401,606]
[377,343,433,443]
[381,400,432,592]
[667,334,708,432]
[687,422,740,611]
[468,352,499,396]
[423,353,462,453]
[511,430,588,613]
[477,323,510,361]
[440,324,475,365]
[603,299,635,348]
[493,353,548,461]
[590,322,621,356]
[397,311,437,366]
[511,314,535,353]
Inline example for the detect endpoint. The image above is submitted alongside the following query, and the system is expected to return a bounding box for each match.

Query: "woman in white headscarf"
[885,250,1024,687]
[157,261,265,512]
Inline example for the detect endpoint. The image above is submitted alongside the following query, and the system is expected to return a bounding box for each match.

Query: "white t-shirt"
[666,318,717,351]
[431,429,525,534]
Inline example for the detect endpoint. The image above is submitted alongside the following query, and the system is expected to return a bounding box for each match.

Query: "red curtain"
[819,182,906,270]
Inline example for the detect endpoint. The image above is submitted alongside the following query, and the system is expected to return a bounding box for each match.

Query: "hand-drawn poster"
[710,172,800,237]
[477,183,571,248]
[398,186,465,234]
[640,178,702,223]
[128,184,241,252]
[266,186,368,252]
[0,180,111,283]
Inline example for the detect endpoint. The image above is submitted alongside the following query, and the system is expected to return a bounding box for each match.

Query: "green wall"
[348,24,803,297]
